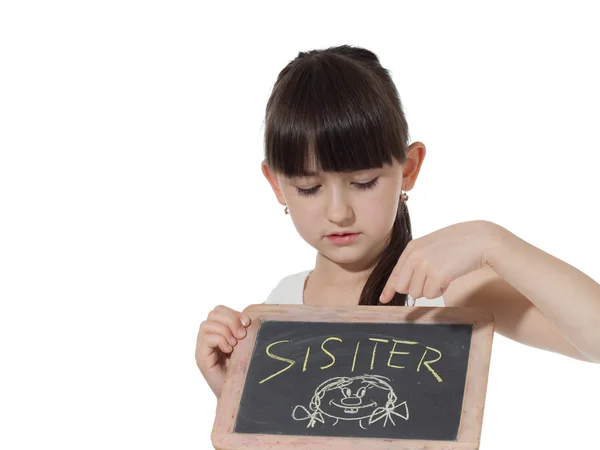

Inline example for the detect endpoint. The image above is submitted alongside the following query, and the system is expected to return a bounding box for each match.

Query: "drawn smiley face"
[292,374,408,429]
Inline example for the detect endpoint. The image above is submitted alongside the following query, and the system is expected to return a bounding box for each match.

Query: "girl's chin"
[318,247,372,265]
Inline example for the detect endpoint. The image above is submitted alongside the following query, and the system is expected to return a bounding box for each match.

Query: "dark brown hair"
[264,45,412,306]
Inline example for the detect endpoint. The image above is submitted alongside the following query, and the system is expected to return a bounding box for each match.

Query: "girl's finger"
[214,305,252,327]
[423,270,448,299]
[408,263,428,300]
[393,260,417,296]
[380,265,413,304]
[200,320,238,347]
[200,333,233,358]
[208,309,249,340]
[380,245,416,303]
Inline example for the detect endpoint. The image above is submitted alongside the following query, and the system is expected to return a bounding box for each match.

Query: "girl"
[195,45,600,399]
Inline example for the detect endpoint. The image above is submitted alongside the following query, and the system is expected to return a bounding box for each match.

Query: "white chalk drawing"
[292,374,409,430]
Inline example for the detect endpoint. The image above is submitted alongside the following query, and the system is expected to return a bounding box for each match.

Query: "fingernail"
[226,345,233,352]
[229,337,237,346]
[241,316,250,327]
[237,328,246,339]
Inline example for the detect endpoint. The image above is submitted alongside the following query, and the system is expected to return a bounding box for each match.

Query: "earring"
[401,191,409,202]
[284,205,289,214]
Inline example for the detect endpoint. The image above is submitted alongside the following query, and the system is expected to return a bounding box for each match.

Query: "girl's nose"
[326,193,354,226]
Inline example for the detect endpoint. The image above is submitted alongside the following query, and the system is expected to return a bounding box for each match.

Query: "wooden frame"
[212,304,494,450]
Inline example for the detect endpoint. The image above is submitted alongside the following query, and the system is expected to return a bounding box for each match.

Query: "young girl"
[195,44,600,399]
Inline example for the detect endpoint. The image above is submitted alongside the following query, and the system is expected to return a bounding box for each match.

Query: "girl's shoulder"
[263,270,310,305]
[263,270,445,307]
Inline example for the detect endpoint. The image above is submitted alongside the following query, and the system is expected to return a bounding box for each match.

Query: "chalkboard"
[235,320,471,440]
[212,305,494,450]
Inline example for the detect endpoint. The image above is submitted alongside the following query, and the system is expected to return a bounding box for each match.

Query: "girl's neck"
[302,253,377,306]
[314,259,371,286]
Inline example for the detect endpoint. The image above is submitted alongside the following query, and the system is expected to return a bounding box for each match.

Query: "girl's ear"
[261,160,287,206]
[402,142,427,191]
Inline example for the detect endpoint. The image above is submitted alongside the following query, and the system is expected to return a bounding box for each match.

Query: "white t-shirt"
[264,270,445,307]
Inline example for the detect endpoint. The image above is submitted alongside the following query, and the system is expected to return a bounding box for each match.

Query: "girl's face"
[276,160,405,270]
[262,142,425,270]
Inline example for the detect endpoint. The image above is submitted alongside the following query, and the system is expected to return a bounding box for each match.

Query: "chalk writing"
[260,336,444,384]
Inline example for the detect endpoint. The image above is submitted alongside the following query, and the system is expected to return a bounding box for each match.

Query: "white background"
[1,1,599,449]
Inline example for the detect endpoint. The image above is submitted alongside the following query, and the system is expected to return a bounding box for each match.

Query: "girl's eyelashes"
[295,177,379,197]
[353,177,379,190]
[296,185,321,196]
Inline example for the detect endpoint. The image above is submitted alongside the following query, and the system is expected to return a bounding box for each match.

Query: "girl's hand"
[380,220,503,302]
[195,305,251,398]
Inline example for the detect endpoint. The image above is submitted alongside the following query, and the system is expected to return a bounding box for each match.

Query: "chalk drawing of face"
[292,374,409,430]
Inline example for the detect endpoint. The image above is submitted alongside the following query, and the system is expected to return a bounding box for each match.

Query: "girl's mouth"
[327,232,360,245]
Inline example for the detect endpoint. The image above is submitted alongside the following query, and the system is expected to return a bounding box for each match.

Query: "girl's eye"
[353,177,379,190]
[296,178,379,196]
[296,185,321,196]
[357,387,367,397]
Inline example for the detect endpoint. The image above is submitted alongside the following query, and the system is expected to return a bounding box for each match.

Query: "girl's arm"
[446,225,600,363]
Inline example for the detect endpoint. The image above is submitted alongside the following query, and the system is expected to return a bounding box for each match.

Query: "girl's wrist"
[480,220,515,270]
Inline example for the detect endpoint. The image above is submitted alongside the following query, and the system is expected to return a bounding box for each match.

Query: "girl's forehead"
[300,147,402,176]
[297,146,388,176]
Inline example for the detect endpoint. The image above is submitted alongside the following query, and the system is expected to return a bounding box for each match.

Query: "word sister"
[259,336,444,384]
